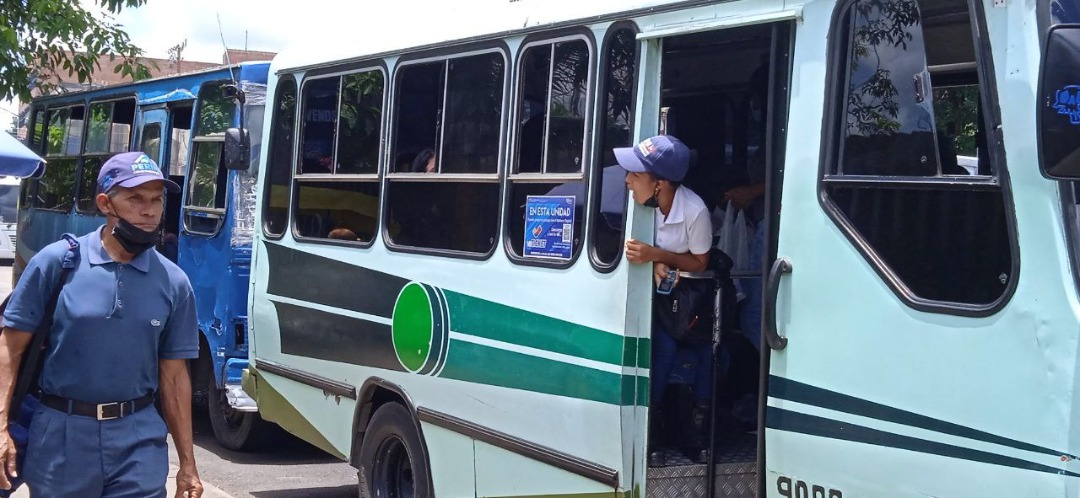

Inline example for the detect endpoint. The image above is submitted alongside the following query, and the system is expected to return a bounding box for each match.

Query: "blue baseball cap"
[97,152,180,194]
[613,135,690,182]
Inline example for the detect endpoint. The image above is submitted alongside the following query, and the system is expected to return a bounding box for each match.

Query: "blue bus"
[18,62,275,450]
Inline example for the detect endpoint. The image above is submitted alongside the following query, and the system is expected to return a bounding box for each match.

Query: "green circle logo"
[391,282,449,375]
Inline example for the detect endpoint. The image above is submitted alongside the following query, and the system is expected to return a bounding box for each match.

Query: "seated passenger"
[618,135,714,466]
[327,227,359,241]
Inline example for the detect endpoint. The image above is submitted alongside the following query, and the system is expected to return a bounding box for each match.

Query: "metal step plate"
[646,437,757,498]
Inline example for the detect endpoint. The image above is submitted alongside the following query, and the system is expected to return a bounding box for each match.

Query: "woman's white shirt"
[655,185,713,255]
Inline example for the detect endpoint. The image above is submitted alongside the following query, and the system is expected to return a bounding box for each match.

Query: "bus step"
[646,439,757,498]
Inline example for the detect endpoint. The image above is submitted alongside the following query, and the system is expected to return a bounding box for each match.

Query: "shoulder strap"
[9,235,80,418]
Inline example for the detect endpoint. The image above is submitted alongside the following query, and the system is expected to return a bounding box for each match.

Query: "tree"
[0,0,152,102]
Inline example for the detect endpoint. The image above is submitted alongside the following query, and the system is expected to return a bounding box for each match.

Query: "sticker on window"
[1053,85,1080,125]
[524,195,575,260]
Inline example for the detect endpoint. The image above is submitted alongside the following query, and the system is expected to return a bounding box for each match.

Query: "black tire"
[357,402,431,498]
[206,362,276,451]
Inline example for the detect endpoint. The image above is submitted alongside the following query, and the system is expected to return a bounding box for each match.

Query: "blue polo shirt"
[2,227,199,403]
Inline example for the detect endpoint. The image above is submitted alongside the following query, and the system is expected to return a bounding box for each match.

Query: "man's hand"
[174,464,202,498]
[626,239,658,264]
[0,428,17,490]
[724,183,765,210]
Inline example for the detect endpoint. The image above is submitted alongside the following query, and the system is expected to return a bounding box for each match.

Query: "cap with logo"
[613,135,691,182]
[97,152,180,194]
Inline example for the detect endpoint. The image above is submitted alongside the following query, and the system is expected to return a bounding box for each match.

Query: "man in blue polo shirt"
[0,152,204,497]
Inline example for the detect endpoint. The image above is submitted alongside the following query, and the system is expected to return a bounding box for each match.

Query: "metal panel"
[646,440,757,498]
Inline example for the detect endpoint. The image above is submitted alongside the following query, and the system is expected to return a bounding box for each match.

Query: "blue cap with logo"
[97,152,180,194]
[613,135,691,182]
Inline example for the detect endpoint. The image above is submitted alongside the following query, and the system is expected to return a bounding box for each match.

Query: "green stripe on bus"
[442,339,629,405]
[443,290,626,367]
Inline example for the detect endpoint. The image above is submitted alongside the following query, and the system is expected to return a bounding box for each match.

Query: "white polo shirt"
[655,185,713,255]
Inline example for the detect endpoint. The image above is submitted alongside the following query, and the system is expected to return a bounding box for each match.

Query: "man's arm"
[0,329,33,489]
[625,240,710,273]
[159,358,202,498]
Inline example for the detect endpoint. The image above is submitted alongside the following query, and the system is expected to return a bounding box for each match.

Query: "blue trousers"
[651,317,713,406]
[25,403,168,498]
[739,222,766,351]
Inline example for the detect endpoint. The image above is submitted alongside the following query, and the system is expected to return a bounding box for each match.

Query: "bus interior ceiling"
[645,25,773,497]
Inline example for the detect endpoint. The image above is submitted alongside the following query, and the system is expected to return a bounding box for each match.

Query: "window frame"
[291,65,387,249]
[588,22,640,274]
[816,0,1019,317]
[502,29,596,269]
[76,96,137,214]
[382,43,510,260]
[261,75,299,241]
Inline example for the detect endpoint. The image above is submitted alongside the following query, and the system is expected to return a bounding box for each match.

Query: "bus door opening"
[646,21,791,495]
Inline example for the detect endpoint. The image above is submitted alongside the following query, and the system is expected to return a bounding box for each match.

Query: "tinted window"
[299,77,339,174]
[196,82,235,135]
[36,158,77,211]
[337,72,385,175]
[294,70,384,245]
[386,53,504,255]
[188,141,226,209]
[441,54,504,174]
[169,106,194,176]
[141,123,162,164]
[593,28,636,267]
[264,78,297,237]
[85,100,135,154]
[515,40,590,174]
[386,182,500,253]
[76,157,103,212]
[825,0,1012,307]
[45,106,84,157]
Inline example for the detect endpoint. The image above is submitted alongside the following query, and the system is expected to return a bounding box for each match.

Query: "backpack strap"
[8,234,80,418]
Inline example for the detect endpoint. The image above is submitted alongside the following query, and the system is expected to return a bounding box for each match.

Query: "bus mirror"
[1039,24,1080,179]
[224,127,250,170]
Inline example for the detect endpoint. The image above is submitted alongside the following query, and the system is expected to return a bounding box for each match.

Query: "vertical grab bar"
[764,258,791,350]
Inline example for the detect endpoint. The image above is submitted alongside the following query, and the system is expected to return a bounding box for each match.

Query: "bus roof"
[30,61,271,107]
[271,0,786,73]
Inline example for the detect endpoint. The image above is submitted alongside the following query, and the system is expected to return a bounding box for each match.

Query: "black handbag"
[653,249,737,344]
[654,276,716,344]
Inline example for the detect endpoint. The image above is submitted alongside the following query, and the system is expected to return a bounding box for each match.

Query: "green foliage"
[0,0,152,102]
[933,85,979,156]
[196,82,235,135]
[847,0,922,136]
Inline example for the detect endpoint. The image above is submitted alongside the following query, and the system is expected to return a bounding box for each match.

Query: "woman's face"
[625,171,658,205]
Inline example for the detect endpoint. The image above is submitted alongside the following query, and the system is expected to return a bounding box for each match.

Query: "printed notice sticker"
[524,195,575,260]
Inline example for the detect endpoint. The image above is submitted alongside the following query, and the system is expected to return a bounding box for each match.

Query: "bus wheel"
[357,402,431,498]
[207,365,274,451]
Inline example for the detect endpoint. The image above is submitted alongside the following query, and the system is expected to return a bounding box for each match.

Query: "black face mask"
[111,217,161,255]
[644,195,660,208]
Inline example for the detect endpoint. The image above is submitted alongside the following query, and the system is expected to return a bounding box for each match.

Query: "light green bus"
[239,0,1080,496]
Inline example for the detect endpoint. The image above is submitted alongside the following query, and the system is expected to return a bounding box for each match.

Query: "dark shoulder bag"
[5,234,79,419]
[653,249,736,345]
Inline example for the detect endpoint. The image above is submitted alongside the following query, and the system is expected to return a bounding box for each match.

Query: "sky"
[106,0,302,63]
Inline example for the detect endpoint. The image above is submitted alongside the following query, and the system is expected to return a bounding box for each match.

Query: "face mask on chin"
[107,209,161,256]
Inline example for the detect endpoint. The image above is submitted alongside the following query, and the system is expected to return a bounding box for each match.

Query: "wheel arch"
[350,377,435,494]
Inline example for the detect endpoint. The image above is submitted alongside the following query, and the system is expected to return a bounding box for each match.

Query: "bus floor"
[646,434,757,498]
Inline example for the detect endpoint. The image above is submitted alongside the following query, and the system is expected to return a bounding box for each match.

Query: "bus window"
[386,51,504,255]
[822,0,1012,307]
[294,70,384,244]
[36,106,83,212]
[263,77,297,238]
[78,98,136,212]
[195,81,235,136]
[169,105,194,176]
[591,26,637,268]
[507,37,591,263]
[184,139,227,235]
[29,107,45,154]
[141,123,162,165]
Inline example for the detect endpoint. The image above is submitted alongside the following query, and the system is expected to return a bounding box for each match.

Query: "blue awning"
[0,132,44,178]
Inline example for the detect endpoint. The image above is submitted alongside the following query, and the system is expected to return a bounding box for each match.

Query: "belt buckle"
[96,402,121,421]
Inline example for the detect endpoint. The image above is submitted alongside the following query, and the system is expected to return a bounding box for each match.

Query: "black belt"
[41,393,155,420]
